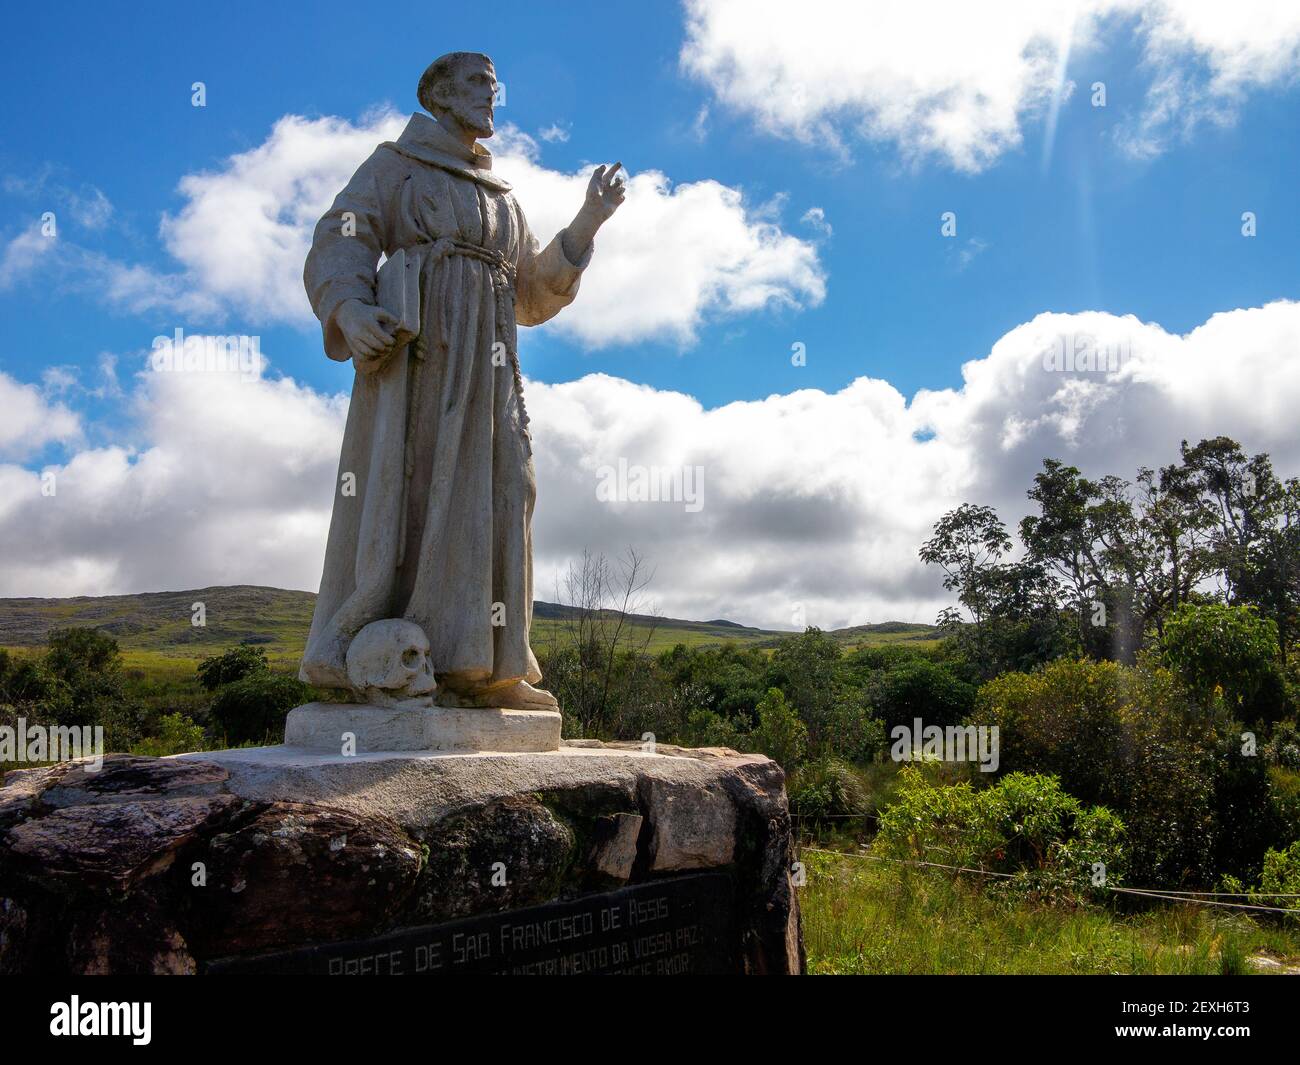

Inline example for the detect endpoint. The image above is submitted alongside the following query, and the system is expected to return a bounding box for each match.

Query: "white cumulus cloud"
[0,351,346,598]
[158,111,824,345]
[0,372,81,460]
[3,301,1299,629]
[497,129,825,346]
[528,299,1300,627]
[680,0,1300,171]
[160,111,408,326]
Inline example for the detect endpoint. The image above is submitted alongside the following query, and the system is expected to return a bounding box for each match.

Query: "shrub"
[1265,719,1300,771]
[196,645,270,692]
[131,712,206,757]
[658,644,769,719]
[97,700,151,753]
[977,659,1126,805]
[1259,840,1300,915]
[1206,722,1277,883]
[874,767,999,864]
[41,627,128,726]
[44,627,121,683]
[822,690,887,764]
[766,628,845,752]
[788,757,869,821]
[209,673,311,746]
[0,649,62,707]
[974,657,1283,887]
[838,643,923,682]
[1111,699,1219,886]
[875,768,1125,901]
[680,708,747,751]
[868,659,976,734]
[1267,767,1300,850]
[1222,840,1300,918]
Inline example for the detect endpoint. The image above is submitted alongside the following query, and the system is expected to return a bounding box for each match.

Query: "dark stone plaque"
[205,873,738,975]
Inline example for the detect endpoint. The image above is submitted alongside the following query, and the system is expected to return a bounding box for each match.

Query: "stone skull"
[345,619,437,705]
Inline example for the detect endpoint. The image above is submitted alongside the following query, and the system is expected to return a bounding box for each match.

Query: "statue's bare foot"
[476,681,559,712]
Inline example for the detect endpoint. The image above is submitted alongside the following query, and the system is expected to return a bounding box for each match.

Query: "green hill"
[0,585,938,668]
[0,586,316,662]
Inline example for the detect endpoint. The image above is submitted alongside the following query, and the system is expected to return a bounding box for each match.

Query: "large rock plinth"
[0,743,802,975]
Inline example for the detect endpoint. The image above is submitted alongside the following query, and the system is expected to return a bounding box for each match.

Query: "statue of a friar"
[297,51,623,720]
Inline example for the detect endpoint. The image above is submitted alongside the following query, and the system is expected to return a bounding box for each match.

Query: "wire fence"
[798,845,1300,916]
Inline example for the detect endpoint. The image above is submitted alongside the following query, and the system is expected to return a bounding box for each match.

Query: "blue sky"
[1,0,1298,625]
[6,0,1295,415]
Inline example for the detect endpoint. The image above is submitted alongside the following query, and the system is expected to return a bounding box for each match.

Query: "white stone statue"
[294,51,623,747]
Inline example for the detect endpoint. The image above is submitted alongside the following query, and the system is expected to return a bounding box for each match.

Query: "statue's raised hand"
[585,162,626,220]
[562,163,625,265]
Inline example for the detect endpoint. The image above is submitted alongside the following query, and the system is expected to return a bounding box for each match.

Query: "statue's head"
[345,619,438,706]
[418,52,496,140]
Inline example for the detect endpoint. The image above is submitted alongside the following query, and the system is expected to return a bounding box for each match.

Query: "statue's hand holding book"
[339,249,421,373]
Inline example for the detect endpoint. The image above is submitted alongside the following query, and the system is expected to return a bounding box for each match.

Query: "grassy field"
[0,584,940,661]
[800,847,1300,975]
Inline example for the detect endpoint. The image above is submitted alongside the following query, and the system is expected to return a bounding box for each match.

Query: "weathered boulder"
[0,762,72,831]
[411,794,574,923]
[6,794,243,890]
[0,744,803,975]
[191,802,425,956]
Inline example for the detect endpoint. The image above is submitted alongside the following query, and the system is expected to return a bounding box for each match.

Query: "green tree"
[977,657,1278,886]
[921,503,1066,677]
[920,503,1012,635]
[1180,437,1300,660]
[766,628,844,754]
[196,645,270,691]
[1020,459,1214,662]
[750,687,808,768]
[41,627,127,726]
[978,658,1128,806]
[0,648,62,709]
[681,708,748,750]
[868,659,976,735]
[1160,602,1282,721]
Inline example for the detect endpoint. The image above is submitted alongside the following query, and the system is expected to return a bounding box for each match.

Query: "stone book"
[374,246,420,351]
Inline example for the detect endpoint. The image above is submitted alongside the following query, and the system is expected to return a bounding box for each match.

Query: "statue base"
[284,701,561,753]
[0,743,803,975]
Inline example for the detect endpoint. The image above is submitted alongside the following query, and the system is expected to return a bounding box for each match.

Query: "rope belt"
[395,236,529,569]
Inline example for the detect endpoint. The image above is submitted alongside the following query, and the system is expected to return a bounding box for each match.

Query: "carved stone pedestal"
[284,702,562,753]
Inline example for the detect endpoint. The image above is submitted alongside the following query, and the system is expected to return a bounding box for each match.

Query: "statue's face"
[441,57,497,139]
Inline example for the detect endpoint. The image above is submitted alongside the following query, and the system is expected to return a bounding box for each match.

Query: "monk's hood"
[381,112,513,193]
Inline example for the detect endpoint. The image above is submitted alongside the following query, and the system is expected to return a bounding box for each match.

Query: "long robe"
[300,112,590,694]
